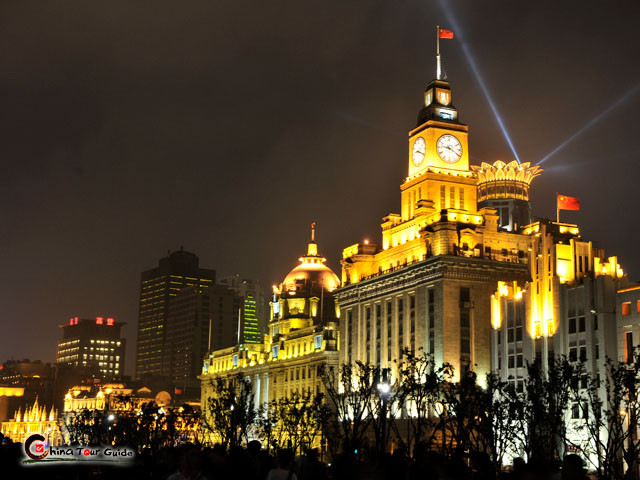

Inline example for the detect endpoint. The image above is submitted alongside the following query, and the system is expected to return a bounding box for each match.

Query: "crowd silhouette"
[1,432,591,480]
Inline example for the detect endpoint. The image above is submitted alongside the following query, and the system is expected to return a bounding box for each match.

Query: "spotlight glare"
[438,0,521,163]
[537,81,640,165]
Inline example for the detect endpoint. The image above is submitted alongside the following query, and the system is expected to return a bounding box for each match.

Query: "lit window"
[622,302,631,316]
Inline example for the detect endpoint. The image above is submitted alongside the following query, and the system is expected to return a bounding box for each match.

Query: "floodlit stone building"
[200,228,340,440]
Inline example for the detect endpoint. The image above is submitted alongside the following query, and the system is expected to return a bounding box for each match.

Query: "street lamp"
[376,368,391,455]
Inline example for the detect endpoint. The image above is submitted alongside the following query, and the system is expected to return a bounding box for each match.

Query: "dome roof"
[280,224,340,292]
[282,260,340,292]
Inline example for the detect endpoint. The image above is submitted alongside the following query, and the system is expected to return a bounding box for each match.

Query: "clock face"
[436,134,462,164]
[412,137,426,166]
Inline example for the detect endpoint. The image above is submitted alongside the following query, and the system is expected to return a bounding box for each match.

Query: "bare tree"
[368,367,403,457]
[320,362,377,454]
[439,368,487,456]
[570,354,640,480]
[396,349,451,451]
[507,357,575,463]
[202,373,255,449]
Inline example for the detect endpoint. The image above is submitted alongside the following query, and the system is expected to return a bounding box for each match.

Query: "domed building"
[200,225,340,447]
[272,223,340,338]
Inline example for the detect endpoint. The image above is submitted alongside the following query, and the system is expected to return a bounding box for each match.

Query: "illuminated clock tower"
[337,63,532,378]
[409,79,469,176]
[399,77,478,233]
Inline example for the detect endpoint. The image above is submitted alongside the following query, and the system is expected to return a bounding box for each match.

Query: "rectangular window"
[440,185,446,209]
[508,355,515,368]
[578,317,586,332]
[458,187,464,210]
[460,287,471,365]
[450,187,455,209]
[571,404,580,419]
[366,306,371,341]
[569,317,576,333]
[398,298,404,338]
[637,300,640,314]
[516,326,523,342]
[409,295,415,334]
[569,347,577,362]
[622,302,632,316]
[516,354,523,368]
[579,346,587,362]
[626,331,634,363]
[461,338,471,355]
[508,329,514,343]
[580,376,588,389]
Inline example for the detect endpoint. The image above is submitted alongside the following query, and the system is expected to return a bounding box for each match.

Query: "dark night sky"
[2,1,640,376]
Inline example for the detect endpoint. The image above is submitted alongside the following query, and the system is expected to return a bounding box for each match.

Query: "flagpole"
[436,25,441,80]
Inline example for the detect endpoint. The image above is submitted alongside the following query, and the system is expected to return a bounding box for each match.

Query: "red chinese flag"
[557,194,580,211]
[439,28,454,39]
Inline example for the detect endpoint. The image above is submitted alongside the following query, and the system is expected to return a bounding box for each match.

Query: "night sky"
[3,1,640,376]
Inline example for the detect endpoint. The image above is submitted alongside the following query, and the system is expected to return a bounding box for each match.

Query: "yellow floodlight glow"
[491,294,501,329]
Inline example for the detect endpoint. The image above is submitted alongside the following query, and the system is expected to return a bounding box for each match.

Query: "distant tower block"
[471,160,542,231]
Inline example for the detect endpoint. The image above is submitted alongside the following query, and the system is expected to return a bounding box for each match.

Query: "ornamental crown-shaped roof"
[470,160,542,186]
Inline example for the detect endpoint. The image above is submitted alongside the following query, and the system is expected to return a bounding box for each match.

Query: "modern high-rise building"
[165,283,242,394]
[136,248,215,379]
[56,316,126,379]
[220,275,267,345]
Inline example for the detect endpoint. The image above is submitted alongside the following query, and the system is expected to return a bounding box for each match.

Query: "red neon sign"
[96,317,104,325]
[106,318,114,326]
